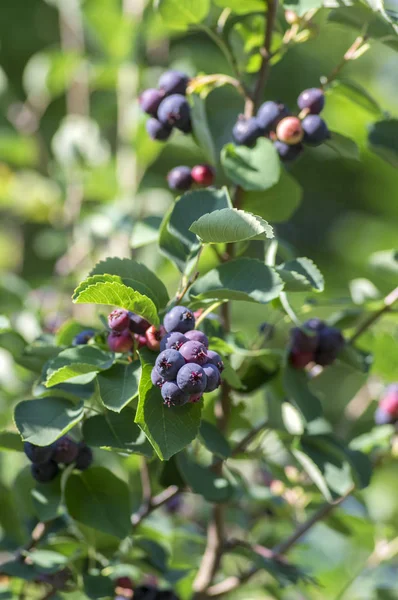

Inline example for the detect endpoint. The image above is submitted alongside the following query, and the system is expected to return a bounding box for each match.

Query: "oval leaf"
[221,138,280,191]
[176,452,234,503]
[45,346,115,387]
[156,0,210,30]
[97,361,141,412]
[190,208,273,244]
[277,257,324,292]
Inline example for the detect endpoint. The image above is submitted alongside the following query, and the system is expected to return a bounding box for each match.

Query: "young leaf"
[368,119,398,167]
[242,170,302,223]
[135,348,202,461]
[45,346,115,387]
[221,138,280,191]
[282,363,323,422]
[97,361,141,412]
[277,257,324,292]
[190,208,273,244]
[156,0,210,30]
[199,420,231,458]
[176,452,234,503]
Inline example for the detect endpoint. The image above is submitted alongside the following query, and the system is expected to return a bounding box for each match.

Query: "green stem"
[279,292,301,327]
[195,301,224,327]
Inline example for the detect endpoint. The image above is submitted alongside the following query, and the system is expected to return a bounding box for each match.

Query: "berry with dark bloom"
[151,367,166,388]
[108,309,130,332]
[257,101,290,134]
[164,305,195,334]
[206,350,224,373]
[160,332,188,352]
[72,329,95,346]
[139,88,164,116]
[302,115,330,146]
[167,166,193,191]
[155,349,185,381]
[189,393,203,403]
[276,116,304,145]
[191,164,215,186]
[75,443,93,471]
[128,312,151,335]
[146,118,172,141]
[203,363,221,392]
[24,442,54,465]
[158,94,191,132]
[274,140,303,162]
[184,329,209,348]
[161,381,189,407]
[177,363,207,394]
[233,116,261,146]
[53,436,79,464]
[146,325,166,351]
[108,330,133,353]
[304,318,327,332]
[179,340,208,365]
[288,324,320,368]
[31,461,59,484]
[158,70,189,96]
[314,326,345,366]
[297,88,325,114]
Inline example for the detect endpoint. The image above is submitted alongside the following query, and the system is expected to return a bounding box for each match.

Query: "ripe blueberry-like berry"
[304,318,327,332]
[108,330,133,353]
[160,332,188,352]
[288,324,320,369]
[24,442,54,464]
[314,326,344,366]
[177,363,207,394]
[164,305,196,334]
[151,367,166,388]
[159,70,189,96]
[108,309,130,332]
[233,116,261,146]
[75,443,93,471]
[161,381,189,407]
[191,164,215,186]
[276,116,304,145]
[274,140,303,162]
[203,363,221,392]
[155,349,185,381]
[167,166,193,191]
[189,393,203,403]
[158,94,191,132]
[257,101,289,134]
[184,330,209,348]
[146,118,172,141]
[139,88,164,116]
[128,312,151,335]
[179,340,208,365]
[206,350,224,373]
[302,115,330,146]
[53,436,79,464]
[297,88,325,114]
[72,329,95,346]
[31,461,59,483]
[145,325,165,351]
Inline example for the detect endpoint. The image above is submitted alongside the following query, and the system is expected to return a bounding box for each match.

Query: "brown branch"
[131,485,180,527]
[350,286,398,344]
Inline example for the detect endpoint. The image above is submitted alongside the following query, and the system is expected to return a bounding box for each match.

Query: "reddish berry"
[108,330,133,353]
[108,309,130,332]
[145,325,166,352]
[276,117,304,145]
[116,576,133,590]
[135,334,147,349]
[191,164,215,186]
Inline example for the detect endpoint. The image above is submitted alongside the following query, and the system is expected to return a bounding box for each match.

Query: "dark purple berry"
[31,461,59,483]
[108,309,130,332]
[302,115,330,146]
[274,140,303,162]
[75,443,93,471]
[165,493,182,513]
[164,305,196,334]
[53,436,79,464]
[158,94,191,132]
[206,350,224,373]
[203,363,221,392]
[72,329,95,346]
[155,349,185,381]
[179,340,208,365]
[304,318,327,332]
[374,408,392,426]
[161,381,189,407]
[128,312,150,335]
[167,166,193,191]
[232,116,261,147]
[160,332,188,352]
[151,367,166,388]
[314,326,344,366]
[158,70,189,96]
[256,101,290,134]
[298,88,325,114]
[189,393,203,403]
[146,118,172,141]
[107,330,133,353]
[24,442,54,465]
[177,363,207,394]
[139,88,164,116]
[184,330,209,348]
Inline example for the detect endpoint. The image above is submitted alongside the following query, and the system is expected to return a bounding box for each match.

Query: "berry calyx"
[158,94,191,132]
[155,349,185,381]
[191,164,215,186]
[167,166,193,191]
[108,309,130,332]
[177,363,207,394]
[302,115,330,146]
[158,70,189,96]
[160,332,188,352]
[276,116,304,145]
[145,325,166,351]
[161,381,189,408]
[179,340,208,365]
[233,116,261,147]
[108,330,133,353]
[297,88,325,115]
[146,118,172,141]
[139,88,164,116]
[164,305,196,334]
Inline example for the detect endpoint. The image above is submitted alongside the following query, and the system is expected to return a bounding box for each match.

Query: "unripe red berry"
[116,576,133,590]
[276,116,304,145]
[107,330,133,353]
[108,309,130,332]
[135,334,147,349]
[145,325,166,351]
[191,164,215,186]
[378,384,398,423]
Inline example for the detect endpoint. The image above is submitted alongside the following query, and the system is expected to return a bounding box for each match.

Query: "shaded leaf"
[242,170,302,223]
[221,138,280,191]
[199,420,231,458]
[277,257,324,292]
[97,361,141,412]
[176,452,234,503]
[368,119,398,167]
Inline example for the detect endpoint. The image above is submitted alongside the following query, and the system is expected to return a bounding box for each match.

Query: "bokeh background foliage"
[0,1,397,599]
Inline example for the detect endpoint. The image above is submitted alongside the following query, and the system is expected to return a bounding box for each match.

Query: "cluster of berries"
[24,436,93,483]
[139,70,192,141]
[151,306,224,407]
[233,88,329,162]
[167,163,215,191]
[106,309,163,353]
[288,318,345,369]
[114,577,178,600]
[375,384,398,426]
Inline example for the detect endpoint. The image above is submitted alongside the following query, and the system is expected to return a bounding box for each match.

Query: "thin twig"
[131,485,180,527]
[349,287,398,344]
[321,34,369,89]
[252,0,279,111]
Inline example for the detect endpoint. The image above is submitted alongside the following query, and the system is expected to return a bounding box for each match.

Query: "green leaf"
[190,208,273,244]
[282,363,323,422]
[214,0,266,14]
[130,216,162,249]
[328,5,398,50]
[82,408,153,457]
[292,448,333,502]
[190,93,217,165]
[176,452,234,503]
[84,574,115,600]
[330,79,382,116]
[320,132,360,160]
[97,361,141,412]
[14,397,84,446]
[65,466,131,538]
[221,138,280,191]
[199,420,231,458]
[368,119,398,167]
[156,0,210,30]
[45,346,114,387]
[25,549,68,572]
[222,359,247,390]
[242,170,302,223]
[190,258,284,303]
[0,431,24,452]
[135,349,202,461]
[31,478,62,522]
[277,257,324,292]
[73,276,159,326]
[0,328,26,359]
